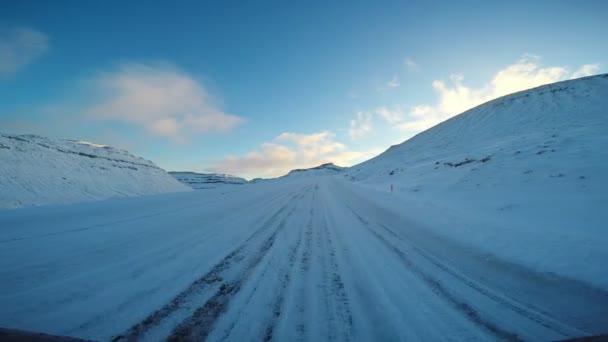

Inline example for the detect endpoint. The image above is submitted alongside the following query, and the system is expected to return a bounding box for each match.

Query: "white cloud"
[396,105,442,132]
[394,55,602,133]
[206,131,381,178]
[85,63,243,142]
[0,27,48,75]
[349,111,373,140]
[208,143,296,178]
[372,104,442,133]
[347,106,406,138]
[572,64,600,78]
[375,106,405,124]
[377,75,400,93]
[386,75,400,88]
[404,57,418,71]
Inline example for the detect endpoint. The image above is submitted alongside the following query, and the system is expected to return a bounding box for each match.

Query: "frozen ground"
[0,176,607,341]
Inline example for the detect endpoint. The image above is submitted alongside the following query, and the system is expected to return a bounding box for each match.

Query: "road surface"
[1,177,607,341]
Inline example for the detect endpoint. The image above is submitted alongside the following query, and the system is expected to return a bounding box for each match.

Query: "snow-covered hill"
[246,163,346,183]
[283,162,346,178]
[169,171,247,189]
[0,134,189,208]
[347,74,608,197]
[345,74,608,283]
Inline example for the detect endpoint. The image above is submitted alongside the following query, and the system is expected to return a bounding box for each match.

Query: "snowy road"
[1,177,607,341]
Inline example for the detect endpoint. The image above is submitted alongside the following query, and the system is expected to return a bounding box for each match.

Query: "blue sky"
[1,1,607,178]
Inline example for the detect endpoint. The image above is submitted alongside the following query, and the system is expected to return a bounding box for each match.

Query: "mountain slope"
[347,74,608,186]
[169,172,247,189]
[344,74,608,286]
[0,134,189,208]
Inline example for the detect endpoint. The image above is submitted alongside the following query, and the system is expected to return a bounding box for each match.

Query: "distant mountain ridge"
[0,133,189,208]
[286,162,346,176]
[169,171,248,189]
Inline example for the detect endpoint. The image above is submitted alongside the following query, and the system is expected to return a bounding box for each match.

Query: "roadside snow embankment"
[345,74,608,288]
[0,134,189,208]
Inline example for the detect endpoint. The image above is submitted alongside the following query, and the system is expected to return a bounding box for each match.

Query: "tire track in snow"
[349,207,585,339]
[346,206,520,340]
[113,187,307,341]
[261,213,308,341]
[166,185,313,341]
[215,184,314,341]
[318,201,354,341]
[73,192,296,337]
[374,222,583,338]
[292,202,315,340]
[261,183,318,341]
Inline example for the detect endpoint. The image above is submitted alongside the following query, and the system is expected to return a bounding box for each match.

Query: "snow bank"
[169,171,247,189]
[0,133,190,208]
[345,74,608,288]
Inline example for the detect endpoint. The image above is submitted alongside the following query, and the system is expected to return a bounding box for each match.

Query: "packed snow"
[1,177,606,341]
[0,134,189,208]
[1,75,607,341]
[169,172,248,190]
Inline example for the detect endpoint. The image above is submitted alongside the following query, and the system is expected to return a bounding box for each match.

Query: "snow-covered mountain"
[283,162,346,178]
[247,163,346,183]
[0,134,189,208]
[347,74,608,192]
[344,74,608,283]
[169,171,247,189]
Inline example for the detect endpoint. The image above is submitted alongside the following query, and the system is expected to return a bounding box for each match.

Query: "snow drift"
[0,134,189,208]
[169,171,247,189]
[345,74,608,287]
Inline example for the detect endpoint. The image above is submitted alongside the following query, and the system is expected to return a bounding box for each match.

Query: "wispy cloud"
[206,131,381,178]
[349,112,373,140]
[85,62,244,142]
[346,106,404,139]
[0,27,48,75]
[404,57,418,71]
[386,75,400,88]
[395,105,438,132]
[377,75,400,93]
[572,63,600,78]
[375,106,405,124]
[377,55,602,134]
